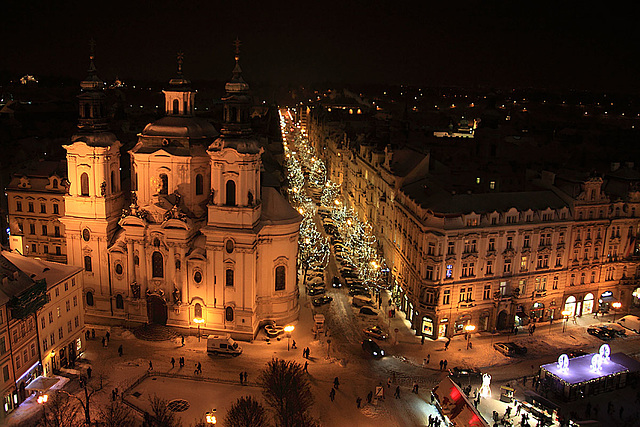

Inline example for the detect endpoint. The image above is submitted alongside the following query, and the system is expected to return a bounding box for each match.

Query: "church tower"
[61,45,124,316]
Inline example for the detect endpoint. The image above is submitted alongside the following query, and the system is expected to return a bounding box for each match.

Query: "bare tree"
[148,394,180,427]
[37,391,82,427]
[259,358,316,427]
[58,372,105,425]
[223,396,269,427]
[97,400,136,427]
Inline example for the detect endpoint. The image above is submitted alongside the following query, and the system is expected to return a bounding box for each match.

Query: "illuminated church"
[61,49,301,340]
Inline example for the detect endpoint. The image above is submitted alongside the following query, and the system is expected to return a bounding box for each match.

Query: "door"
[497,310,509,330]
[147,295,168,325]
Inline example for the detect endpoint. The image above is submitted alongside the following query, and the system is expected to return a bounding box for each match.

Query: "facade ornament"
[130,282,140,299]
[172,287,182,305]
[100,181,107,197]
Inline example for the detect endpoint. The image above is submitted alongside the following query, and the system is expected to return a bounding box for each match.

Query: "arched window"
[86,291,94,307]
[225,306,234,322]
[247,191,254,206]
[172,99,179,115]
[195,174,204,195]
[152,251,164,278]
[225,269,234,287]
[275,266,286,291]
[80,173,90,196]
[194,303,202,319]
[52,179,58,189]
[110,170,116,192]
[84,255,92,272]
[159,174,168,195]
[225,180,236,206]
[115,294,124,309]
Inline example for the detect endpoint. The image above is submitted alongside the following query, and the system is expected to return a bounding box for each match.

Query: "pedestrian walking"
[179,357,184,368]
[118,344,123,357]
[444,338,450,351]
[240,372,244,384]
[330,387,336,402]
[171,357,175,368]
[243,371,248,383]
[421,335,425,345]
[356,396,362,408]
[394,386,400,399]
[292,339,297,349]
[105,331,110,343]
[148,361,153,371]
[304,361,308,372]
[367,390,373,403]
[387,377,392,388]
[412,381,419,394]
[516,404,522,416]
[197,362,202,375]
[112,389,116,401]
[91,329,95,339]
[443,360,448,370]
[102,337,106,347]
[427,354,430,365]
[87,366,92,379]
[181,335,185,346]
[439,360,444,370]
[334,377,340,389]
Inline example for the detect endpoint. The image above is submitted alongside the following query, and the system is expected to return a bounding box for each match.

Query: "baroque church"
[61,49,301,340]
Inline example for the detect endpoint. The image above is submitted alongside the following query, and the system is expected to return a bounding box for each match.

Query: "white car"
[616,315,640,333]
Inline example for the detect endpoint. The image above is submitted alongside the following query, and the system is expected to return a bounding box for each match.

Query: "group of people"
[438,359,449,371]
[302,347,311,358]
[427,414,442,426]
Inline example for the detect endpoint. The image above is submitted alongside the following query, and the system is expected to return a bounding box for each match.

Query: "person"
[439,360,444,370]
[244,371,248,383]
[148,361,153,371]
[394,385,400,399]
[412,381,419,394]
[292,339,297,349]
[330,387,336,402]
[444,338,450,351]
[240,372,244,384]
[421,335,425,345]
[179,357,184,368]
[118,344,123,357]
[334,377,340,389]
[387,377,392,388]
[304,361,308,372]
[356,396,362,408]
[87,366,92,379]
[102,337,106,347]
[105,331,110,343]
[505,405,512,418]
[427,354,430,364]
[367,390,373,403]
[91,329,95,339]
[112,389,116,401]
[443,360,448,370]
[181,335,185,347]
[197,362,202,375]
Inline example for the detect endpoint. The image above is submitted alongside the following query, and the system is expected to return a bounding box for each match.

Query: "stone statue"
[172,288,181,305]
[100,181,107,197]
[130,282,140,299]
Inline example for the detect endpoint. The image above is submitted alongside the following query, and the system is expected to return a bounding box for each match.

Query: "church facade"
[61,52,301,340]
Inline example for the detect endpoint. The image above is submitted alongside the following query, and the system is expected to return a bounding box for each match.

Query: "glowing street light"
[193,317,204,341]
[464,324,476,349]
[561,310,572,333]
[205,409,217,424]
[611,301,622,322]
[284,325,295,351]
[38,394,48,424]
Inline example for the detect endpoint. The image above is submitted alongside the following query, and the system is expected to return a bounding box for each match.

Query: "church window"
[80,173,90,196]
[225,240,234,254]
[82,229,90,242]
[28,202,34,212]
[40,203,46,213]
[194,270,202,284]
[159,174,168,195]
[152,251,164,278]
[52,179,58,189]
[83,104,91,118]
[153,238,161,247]
[275,266,286,291]
[194,303,202,319]
[86,291,94,307]
[53,204,59,214]
[115,263,123,275]
[225,180,236,206]
[225,269,234,287]
[115,294,124,309]
[84,256,92,272]
[195,174,204,195]
[110,170,116,193]
[225,306,234,322]
[172,99,179,115]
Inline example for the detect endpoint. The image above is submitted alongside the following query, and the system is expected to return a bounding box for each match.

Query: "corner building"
[63,53,301,340]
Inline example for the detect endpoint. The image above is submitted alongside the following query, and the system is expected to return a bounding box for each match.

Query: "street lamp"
[38,394,48,425]
[611,302,622,322]
[284,325,295,351]
[193,317,204,342]
[205,409,217,424]
[464,324,476,349]
[561,310,571,333]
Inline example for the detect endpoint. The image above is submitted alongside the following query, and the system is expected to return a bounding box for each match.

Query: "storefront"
[478,310,490,331]
[530,302,545,321]
[408,303,415,326]
[514,305,528,327]
[422,316,435,338]
[632,287,640,308]
[439,317,449,338]
[582,293,594,315]
[564,296,577,317]
[454,314,471,334]
[598,291,615,313]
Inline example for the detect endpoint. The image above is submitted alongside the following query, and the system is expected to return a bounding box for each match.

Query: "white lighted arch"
[599,343,611,362]
[557,354,570,373]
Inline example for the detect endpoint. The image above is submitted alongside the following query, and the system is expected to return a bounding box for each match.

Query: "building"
[6,160,69,263]
[62,50,301,340]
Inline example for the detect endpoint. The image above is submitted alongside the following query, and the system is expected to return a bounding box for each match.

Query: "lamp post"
[38,393,48,425]
[284,325,295,351]
[193,317,204,342]
[611,302,622,322]
[205,409,217,424]
[464,324,476,349]
[561,310,571,333]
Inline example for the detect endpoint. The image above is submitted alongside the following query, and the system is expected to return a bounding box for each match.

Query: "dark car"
[307,287,326,296]
[362,338,385,358]
[448,367,482,380]
[363,326,387,340]
[359,306,377,316]
[493,342,527,356]
[331,276,342,288]
[587,326,614,341]
[312,296,333,307]
[349,289,371,299]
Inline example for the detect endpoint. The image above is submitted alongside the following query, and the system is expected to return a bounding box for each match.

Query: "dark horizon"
[2,1,639,92]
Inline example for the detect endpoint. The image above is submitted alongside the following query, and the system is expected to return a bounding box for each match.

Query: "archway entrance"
[583,293,594,315]
[497,310,509,330]
[147,295,168,325]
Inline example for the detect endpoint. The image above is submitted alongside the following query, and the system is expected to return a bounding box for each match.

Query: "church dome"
[142,116,218,139]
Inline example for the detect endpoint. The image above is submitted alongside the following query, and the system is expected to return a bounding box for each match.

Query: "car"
[363,326,387,340]
[306,276,324,286]
[616,315,640,333]
[308,287,326,296]
[448,367,482,380]
[597,323,627,337]
[312,296,333,307]
[361,338,385,358]
[359,306,377,316]
[349,286,370,295]
[331,276,343,288]
[587,326,614,341]
[264,324,285,338]
[493,342,527,356]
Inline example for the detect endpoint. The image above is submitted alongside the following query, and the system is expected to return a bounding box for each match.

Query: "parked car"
[312,296,333,307]
[264,324,285,338]
[306,276,324,286]
[359,306,377,316]
[587,326,614,341]
[352,295,376,307]
[331,276,343,288]
[597,323,627,337]
[493,342,527,356]
[617,315,640,333]
[308,287,326,296]
[363,325,387,340]
[362,338,385,358]
[207,334,242,356]
[448,367,482,380]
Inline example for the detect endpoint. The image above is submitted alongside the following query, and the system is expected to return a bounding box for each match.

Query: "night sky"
[2,1,638,90]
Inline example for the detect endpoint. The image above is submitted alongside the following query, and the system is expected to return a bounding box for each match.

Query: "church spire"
[221,40,252,140]
[77,40,108,132]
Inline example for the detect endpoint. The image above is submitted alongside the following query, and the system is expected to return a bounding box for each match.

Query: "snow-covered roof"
[260,187,302,225]
[541,353,628,385]
[2,251,82,291]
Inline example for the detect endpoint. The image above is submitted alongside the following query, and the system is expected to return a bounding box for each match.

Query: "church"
[60,49,301,340]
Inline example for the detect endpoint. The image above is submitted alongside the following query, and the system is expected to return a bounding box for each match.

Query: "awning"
[25,376,59,391]
[599,296,616,302]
